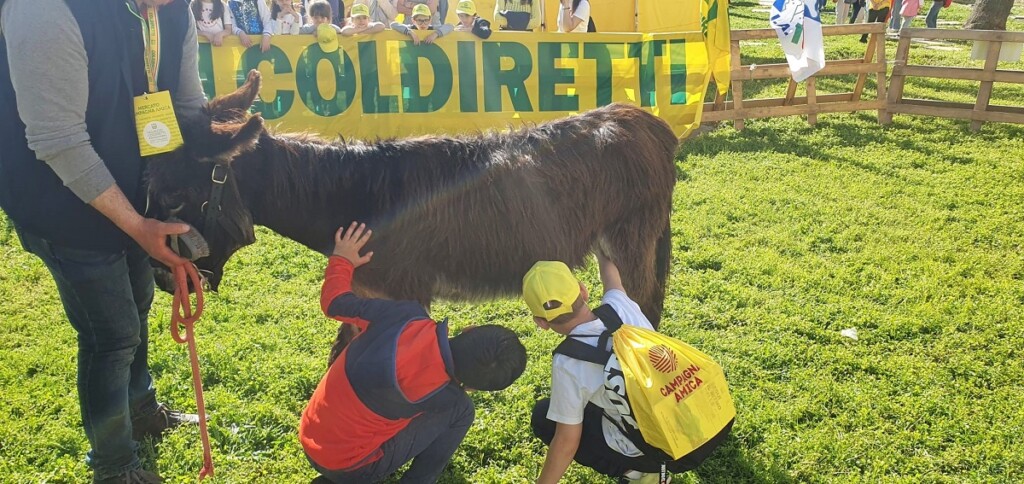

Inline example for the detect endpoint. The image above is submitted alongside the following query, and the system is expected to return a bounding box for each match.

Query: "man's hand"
[424,32,439,44]
[410,32,422,45]
[260,33,272,52]
[239,32,253,48]
[332,222,374,268]
[126,218,191,269]
[89,184,189,268]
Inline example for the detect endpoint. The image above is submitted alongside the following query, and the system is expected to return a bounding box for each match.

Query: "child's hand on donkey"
[332,222,374,268]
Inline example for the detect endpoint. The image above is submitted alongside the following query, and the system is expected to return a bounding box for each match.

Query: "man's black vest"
[0,0,190,250]
[346,312,462,419]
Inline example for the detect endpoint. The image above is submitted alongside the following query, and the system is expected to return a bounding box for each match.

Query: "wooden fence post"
[883,30,913,124]
[971,39,1002,132]
[875,30,888,124]
[731,38,745,130]
[806,77,818,125]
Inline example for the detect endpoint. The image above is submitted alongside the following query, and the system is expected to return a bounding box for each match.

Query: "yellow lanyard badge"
[135,91,184,156]
[128,2,183,156]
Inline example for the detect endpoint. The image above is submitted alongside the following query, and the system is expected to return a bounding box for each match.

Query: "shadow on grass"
[692,433,796,484]
[681,115,979,174]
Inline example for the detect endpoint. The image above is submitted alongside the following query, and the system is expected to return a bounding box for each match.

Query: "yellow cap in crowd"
[350,3,370,17]
[411,3,432,19]
[456,0,477,16]
[316,23,339,53]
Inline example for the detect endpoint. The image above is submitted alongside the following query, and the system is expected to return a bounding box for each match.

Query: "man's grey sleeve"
[1,0,115,203]
[176,6,208,117]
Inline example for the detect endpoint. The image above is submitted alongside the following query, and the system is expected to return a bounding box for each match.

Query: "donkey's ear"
[206,115,264,164]
[205,70,262,122]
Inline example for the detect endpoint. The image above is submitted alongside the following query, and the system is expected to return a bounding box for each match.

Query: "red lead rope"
[170,263,215,480]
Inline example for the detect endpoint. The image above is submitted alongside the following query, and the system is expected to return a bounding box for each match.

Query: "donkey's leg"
[601,217,669,329]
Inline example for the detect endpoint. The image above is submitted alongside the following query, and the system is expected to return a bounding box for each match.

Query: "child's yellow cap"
[523,261,581,321]
[411,3,432,19]
[350,3,370,17]
[316,23,339,53]
[456,0,476,16]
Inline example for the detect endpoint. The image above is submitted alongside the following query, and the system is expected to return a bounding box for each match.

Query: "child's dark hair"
[191,0,224,24]
[308,0,333,19]
[270,2,283,20]
[449,325,527,391]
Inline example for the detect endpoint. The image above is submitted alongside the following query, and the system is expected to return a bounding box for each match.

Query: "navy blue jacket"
[0,0,190,250]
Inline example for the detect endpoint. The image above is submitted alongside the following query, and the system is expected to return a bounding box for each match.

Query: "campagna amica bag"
[554,304,735,460]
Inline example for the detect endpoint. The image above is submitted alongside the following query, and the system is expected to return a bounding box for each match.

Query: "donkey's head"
[146,70,265,291]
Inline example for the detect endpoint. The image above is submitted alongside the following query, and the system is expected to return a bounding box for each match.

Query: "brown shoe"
[131,403,200,441]
[93,468,163,484]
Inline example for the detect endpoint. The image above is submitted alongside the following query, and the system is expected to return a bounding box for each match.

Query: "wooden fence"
[882,28,1024,131]
[702,23,888,130]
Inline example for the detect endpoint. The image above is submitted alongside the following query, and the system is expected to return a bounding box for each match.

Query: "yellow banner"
[198,31,711,139]
[637,0,731,95]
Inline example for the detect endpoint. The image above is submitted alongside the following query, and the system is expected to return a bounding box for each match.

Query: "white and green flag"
[769,0,825,82]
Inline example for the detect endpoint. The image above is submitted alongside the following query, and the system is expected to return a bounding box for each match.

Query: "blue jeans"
[310,388,475,483]
[890,0,904,29]
[16,227,158,479]
[925,0,942,28]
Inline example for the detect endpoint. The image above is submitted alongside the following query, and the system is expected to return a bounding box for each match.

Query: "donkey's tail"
[652,219,672,330]
[650,111,676,330]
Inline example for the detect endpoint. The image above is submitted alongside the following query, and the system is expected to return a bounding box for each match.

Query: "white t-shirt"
[274,11,302,34]
[557,0,590,33]
[546,289,654,457]
[197,1,236,34]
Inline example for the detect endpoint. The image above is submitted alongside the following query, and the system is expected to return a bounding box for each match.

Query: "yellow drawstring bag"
[612,323,735,459]
[554,304,735,460]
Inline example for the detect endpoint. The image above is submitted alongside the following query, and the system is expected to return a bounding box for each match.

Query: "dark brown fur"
[146,71,678,358]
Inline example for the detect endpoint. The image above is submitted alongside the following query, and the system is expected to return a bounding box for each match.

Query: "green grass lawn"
[2,4,1024,483]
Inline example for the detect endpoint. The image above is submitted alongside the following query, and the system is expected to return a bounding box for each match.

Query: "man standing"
[0,0,206,482]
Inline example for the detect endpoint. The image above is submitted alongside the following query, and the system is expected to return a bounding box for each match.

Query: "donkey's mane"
[238,119,566,213]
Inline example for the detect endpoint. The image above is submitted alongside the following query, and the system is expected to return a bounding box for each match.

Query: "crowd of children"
[190,0,590,45]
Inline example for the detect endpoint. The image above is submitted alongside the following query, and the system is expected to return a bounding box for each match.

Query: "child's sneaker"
[619,470,672,484]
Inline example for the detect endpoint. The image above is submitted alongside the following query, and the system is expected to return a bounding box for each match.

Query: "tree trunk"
[963,0,1014,30]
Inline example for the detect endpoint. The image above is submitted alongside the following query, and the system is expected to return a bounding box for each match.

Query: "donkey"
[146,71,678,357]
